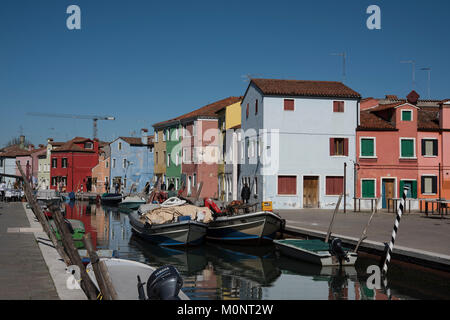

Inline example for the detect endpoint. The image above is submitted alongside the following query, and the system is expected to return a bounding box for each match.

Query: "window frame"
[333,101,345,113]
[283,99,295,111]
[359,137,376,158]
[421,175,437,195]
[399,138,416,159]
[401,110,413,121]
[421,138,438,157]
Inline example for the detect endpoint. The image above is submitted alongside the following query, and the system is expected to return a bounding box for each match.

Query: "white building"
[239,79,361,210]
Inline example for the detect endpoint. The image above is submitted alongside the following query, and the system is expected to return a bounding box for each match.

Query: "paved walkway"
[277,209,450,256]
[0,202,59,299]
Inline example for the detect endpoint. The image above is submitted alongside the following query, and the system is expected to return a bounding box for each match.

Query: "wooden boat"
[129,211,208,247]
[119,195,146,212]
[86,258,189,300]
[100,193,122,205]
[206,211,284,244]
[273,239,357,266]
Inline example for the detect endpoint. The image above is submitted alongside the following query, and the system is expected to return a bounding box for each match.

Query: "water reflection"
[62,201,450,300]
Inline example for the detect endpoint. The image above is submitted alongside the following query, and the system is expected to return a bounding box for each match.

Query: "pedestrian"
[167,183,177,198]
[0,180,6,202]
[114,182,119,194]
[105,180,110,193]
[241,183,250,204]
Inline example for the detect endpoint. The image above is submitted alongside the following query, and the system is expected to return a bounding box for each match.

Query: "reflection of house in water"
[105,207,133,251]
[64,201,98,248]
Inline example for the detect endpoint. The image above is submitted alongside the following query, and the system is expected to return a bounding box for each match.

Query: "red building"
[50,137,99,192]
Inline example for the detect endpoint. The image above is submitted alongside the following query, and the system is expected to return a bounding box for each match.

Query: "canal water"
[64,201,450,300]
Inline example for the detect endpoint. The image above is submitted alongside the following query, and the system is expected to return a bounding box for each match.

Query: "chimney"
[28,144,34,151]
[407,90,420,105]
[19,135,25,149]
[141,128,148,145]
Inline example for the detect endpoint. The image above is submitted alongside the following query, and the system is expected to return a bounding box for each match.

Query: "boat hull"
[274,239,358,266]
[101,193,122,205]
[206,211,284,244]
[129,211,207,247]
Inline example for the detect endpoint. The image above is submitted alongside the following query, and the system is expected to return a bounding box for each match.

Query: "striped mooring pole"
[382,186,409,274]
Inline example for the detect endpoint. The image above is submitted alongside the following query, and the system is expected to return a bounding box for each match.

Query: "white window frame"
[422,138,438,158]
[421,175,437,195]
[361,178,377,199]
[401,110,413,121]
[399,137,416,159]
[359,137,377,158]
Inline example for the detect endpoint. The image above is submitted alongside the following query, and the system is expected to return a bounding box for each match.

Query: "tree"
[4,136,32,148]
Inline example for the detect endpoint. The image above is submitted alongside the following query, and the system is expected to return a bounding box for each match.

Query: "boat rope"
[382,186,409,275]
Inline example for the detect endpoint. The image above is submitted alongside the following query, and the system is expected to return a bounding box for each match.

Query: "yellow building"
[153,129,167,187]
[216,99,242,201]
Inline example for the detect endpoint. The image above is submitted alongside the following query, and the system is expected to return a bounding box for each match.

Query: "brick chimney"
[407,90,420,105]
[141,128,148,145]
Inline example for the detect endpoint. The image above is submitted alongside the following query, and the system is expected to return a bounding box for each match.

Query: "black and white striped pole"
[382,186,409,275]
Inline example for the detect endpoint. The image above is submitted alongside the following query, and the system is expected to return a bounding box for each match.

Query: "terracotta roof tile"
[418,109,440,130]
[0,145,32,157]
[153,96,242,128]
[119,137,150,146]
[358,111,396,130]
[366,102,405,112]
[52,137,95,153]
[250,78,361,98]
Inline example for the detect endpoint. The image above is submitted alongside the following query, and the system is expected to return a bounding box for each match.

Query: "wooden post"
[82,234,118,300]
[343,162,347,213]
[16,161,71,265]
[49,203,98,300]
[325,194,343,243]
[354,198,379,253]
[98,260,118,300]
[195,181,204,202]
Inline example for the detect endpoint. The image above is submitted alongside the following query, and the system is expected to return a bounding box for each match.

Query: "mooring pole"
[343,162,347,213]
[382,186,409,275]
[325,194,343,243]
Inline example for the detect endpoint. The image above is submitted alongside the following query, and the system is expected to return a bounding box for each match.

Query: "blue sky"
[1,0,449,146]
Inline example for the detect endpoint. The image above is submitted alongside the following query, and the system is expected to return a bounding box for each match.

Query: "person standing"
[241,183,250,204]
[0,180,6,202]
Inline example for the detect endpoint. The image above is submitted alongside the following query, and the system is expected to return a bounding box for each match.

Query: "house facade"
[109,129,154,193]
[50,137,100,192]
[356,93,450,209]
[38,139,64,190]
[91,143,111,193]
[239,79,361,210]
[153,129,167,187]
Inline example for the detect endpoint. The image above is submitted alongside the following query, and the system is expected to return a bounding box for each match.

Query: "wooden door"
[303,176,319,208]
[382,179,395,208]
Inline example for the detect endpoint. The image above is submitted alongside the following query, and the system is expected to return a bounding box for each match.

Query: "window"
[155,132,158,142]
[118,142,122,150]
[163,130,167,141]
[421,176,437,195]
[278,176,297,195]
[105,161,109,168]
[255,99,258,115]
[61,177,67,187]
[112,158,116,168]
[330,138,348,156]
[85,142,93,149]
[51,177,57,187]
[333,101,344,112]
[284,99,294,111]
[400,180,417,198]
[246,103,249,119]
[167,153,171,166]
[52,158,57,168]
[0,159,3,167]
[155,152,158,164]
[193,173,196,187]
[361,180,375,198]
[62,158,68,168]
[326,177,344,195]
[123,159,127,168]
[421,139,438,157]
[163,151,166,164]
[401,110,412,121]
[360,138,375,157]
[400,138,415,158]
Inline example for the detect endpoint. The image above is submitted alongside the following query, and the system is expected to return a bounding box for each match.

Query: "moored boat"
[129,210,207,247]
[119,195,146,212]
[100,193,122,205]
[86,258,189,300]
[49,218,86,249]
[206,211,284,245]
[273,238,358,266]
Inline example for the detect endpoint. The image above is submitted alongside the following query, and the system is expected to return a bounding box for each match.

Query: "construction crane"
[26,112,115,140]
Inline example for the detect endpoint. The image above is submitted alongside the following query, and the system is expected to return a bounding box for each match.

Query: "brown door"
[303,176,319,208]
[383,179,395,209]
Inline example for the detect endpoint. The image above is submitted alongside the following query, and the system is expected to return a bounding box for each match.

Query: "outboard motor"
[329,238,349,265]
[145,265,183,300]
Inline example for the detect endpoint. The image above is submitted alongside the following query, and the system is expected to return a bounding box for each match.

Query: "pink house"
[356,91,449,209]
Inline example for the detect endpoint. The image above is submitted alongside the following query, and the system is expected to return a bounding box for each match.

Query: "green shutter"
[399,180,404,197]
[362,180,375,198]
[361,139,374,157]
[412,180,417,198]
[401,140,414,158]
[402,110,412,121]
